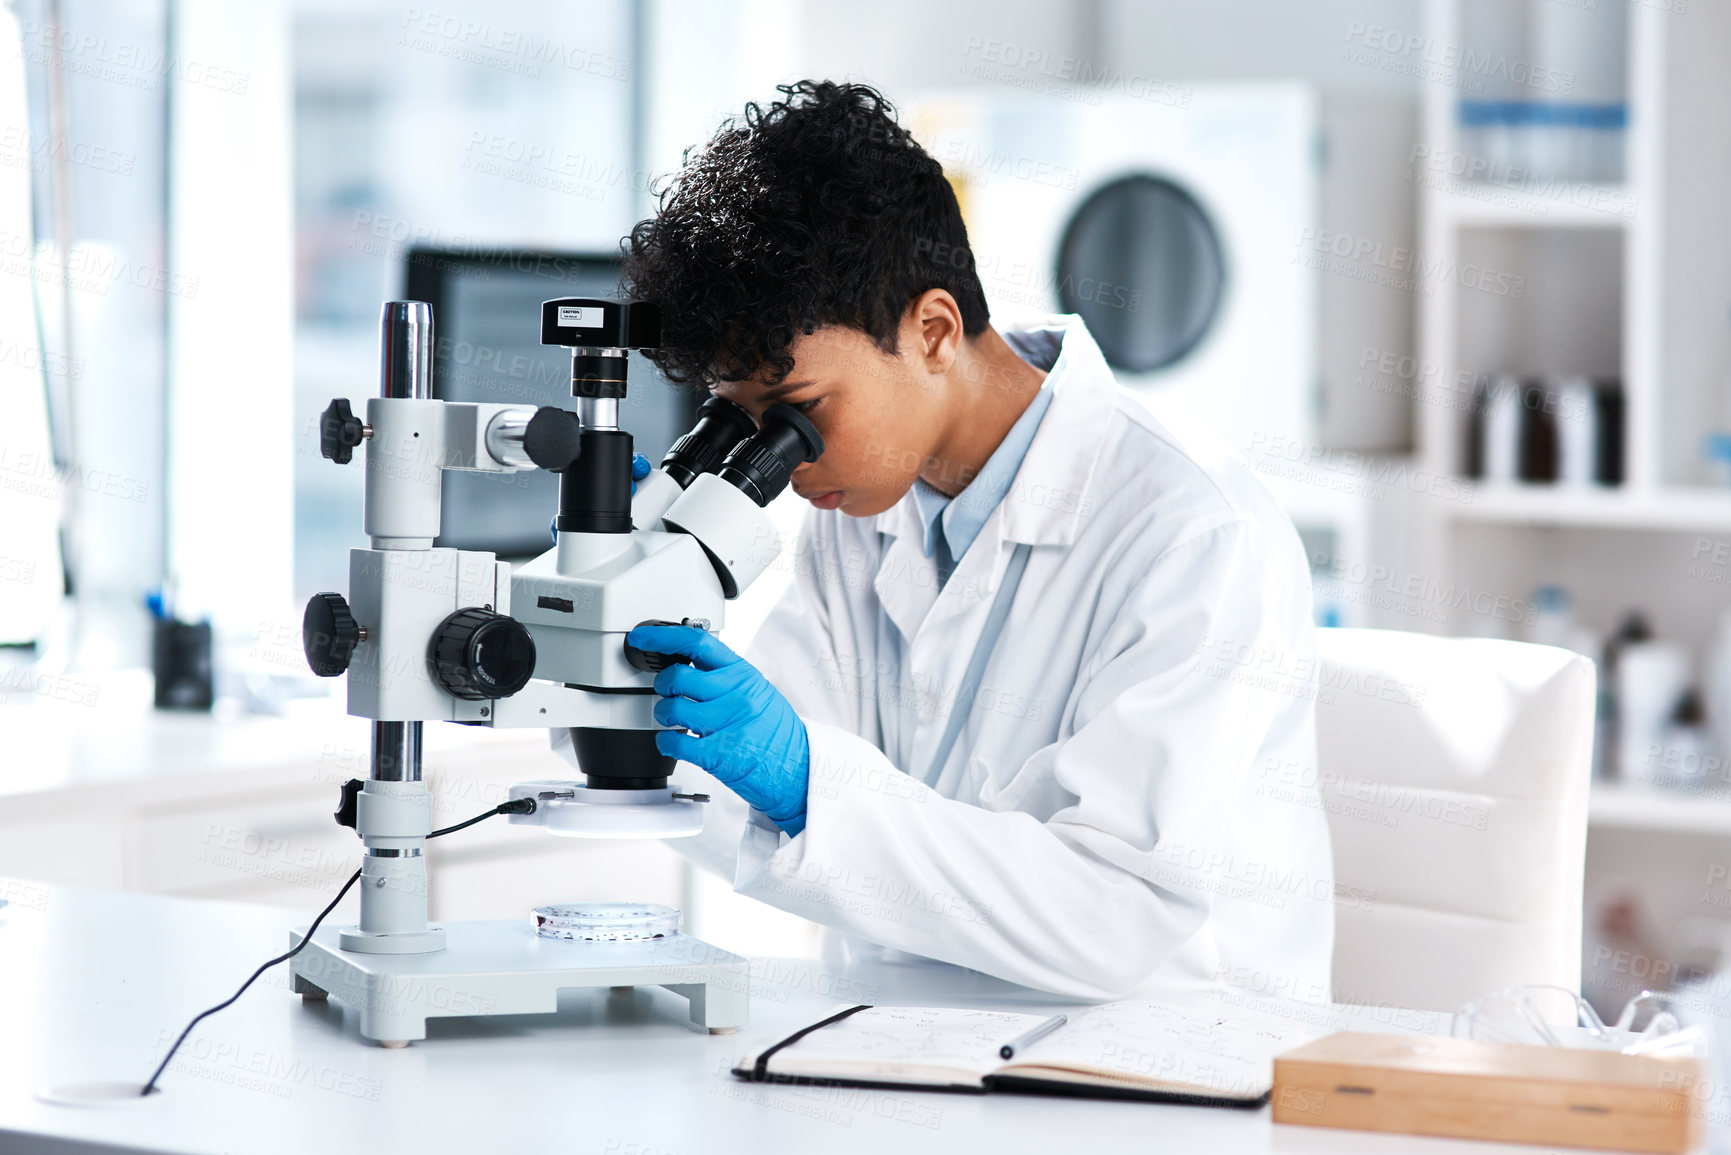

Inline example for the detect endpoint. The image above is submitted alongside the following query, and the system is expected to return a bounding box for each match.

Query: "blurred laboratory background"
[1,0,1727,1018]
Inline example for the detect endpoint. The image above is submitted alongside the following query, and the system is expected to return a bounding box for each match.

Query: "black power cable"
[429,806,524,839]
[139,866,363,1098]
[140,797,536,1096]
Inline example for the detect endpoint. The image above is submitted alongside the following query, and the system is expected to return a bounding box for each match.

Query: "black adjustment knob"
[319,399,366,464]
[430,607,537,701]
[523,407,583,472]
[334,778,364,829]
[303,592,362,677]
[623,618,701,673]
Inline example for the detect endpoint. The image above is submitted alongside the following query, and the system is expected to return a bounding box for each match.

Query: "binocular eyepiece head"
[661,396,823,507]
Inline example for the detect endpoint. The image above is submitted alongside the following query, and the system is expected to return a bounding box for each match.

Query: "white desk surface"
[0,882,1638,1155]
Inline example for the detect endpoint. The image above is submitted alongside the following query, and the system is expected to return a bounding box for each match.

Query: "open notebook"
[733,1002,1315,1107]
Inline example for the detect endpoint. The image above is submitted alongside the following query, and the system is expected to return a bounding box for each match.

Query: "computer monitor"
[403,246,703,557]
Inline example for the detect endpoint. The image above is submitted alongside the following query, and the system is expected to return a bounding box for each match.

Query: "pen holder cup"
[153,618,213,711]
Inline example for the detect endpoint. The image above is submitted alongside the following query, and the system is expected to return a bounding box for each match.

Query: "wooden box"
[1272,1031,1704,1153]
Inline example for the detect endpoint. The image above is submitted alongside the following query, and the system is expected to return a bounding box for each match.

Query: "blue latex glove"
[626,624,810,836]
[552,454,653,545]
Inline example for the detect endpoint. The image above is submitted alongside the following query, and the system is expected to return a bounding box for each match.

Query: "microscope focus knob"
[303,592,363,677]
[318,398,366,465]
[430,607,537,701]
[623,618,705,673]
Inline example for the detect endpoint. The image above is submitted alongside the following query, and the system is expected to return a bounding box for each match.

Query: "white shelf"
[1445,484,1731,532]
[1430,180,1636,230]
[1590,783,1731,836]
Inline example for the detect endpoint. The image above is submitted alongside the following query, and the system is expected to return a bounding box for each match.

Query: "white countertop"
[0,881,1608,1155]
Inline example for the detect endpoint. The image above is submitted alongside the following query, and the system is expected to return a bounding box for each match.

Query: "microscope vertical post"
[373,299,430,795]
[342,301,445,956]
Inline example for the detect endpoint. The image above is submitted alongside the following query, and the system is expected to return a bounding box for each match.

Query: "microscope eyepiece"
[661,396,758,489]
[716,403,825,507]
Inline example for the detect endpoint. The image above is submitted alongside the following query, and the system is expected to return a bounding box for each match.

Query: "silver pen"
[999,1013,1068,1060]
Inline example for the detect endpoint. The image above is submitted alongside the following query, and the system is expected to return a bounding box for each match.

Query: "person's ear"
[907,289,964,376]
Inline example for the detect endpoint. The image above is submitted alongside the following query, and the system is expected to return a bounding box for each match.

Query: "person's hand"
[625,623,810,836]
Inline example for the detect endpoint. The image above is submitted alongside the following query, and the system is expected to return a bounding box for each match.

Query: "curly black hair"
[622,79,991,387]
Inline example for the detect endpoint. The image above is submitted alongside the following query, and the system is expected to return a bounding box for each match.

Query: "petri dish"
[532,902,681,942]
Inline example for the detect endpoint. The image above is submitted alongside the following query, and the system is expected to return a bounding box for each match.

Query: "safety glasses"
[1453,985,1705,1057]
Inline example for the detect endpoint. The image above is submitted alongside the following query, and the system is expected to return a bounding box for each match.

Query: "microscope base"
[288,919,749,1045]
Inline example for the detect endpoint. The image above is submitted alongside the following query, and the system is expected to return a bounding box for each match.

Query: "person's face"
[711,318,946,518]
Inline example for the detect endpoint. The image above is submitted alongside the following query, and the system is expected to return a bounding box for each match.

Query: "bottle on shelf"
[1707,610,1731,782]
[1552,376,1598,487]
[1466,375,1623,486]
[1474,374,1523,482]
[1597,612,1651,781]
[1527,585,1598,657]
[1649,689,1712,794]
[1530,0,1628,184]
[1456,1,1628,186]
[1618,635,1689,788]
[1705,433,1731,488]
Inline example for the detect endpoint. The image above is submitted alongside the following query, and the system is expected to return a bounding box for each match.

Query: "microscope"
[288,298,822,1047]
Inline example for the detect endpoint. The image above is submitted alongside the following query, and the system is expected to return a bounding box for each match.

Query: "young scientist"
[621,81,1334,1004]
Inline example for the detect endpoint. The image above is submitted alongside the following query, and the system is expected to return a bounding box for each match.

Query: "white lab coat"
[674,316,1335,1005]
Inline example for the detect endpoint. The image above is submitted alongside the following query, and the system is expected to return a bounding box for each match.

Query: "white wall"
[167,0,295,634]
[644,0,1087,177]
[784,0,1426,97]
[1095,0,1423,91]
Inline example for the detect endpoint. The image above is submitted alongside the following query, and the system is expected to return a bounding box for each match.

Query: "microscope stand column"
[339,721,446,956]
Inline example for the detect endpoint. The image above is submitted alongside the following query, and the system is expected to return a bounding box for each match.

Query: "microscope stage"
[288,919,749,1046]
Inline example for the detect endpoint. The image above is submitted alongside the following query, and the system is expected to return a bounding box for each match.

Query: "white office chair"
[1315,627,1596,1013]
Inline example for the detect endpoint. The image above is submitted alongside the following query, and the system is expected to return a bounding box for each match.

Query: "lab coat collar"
[872,314,1114,551]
